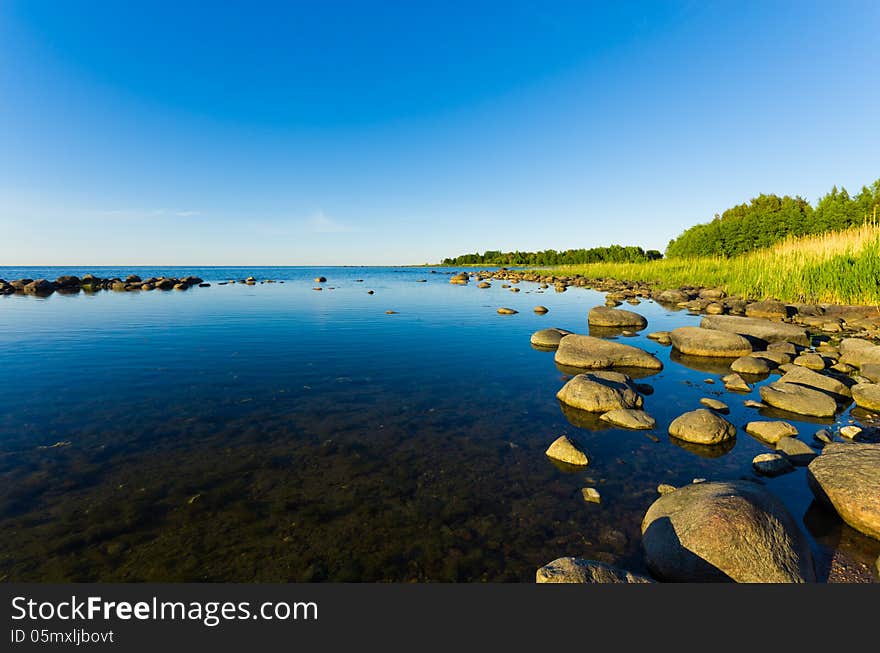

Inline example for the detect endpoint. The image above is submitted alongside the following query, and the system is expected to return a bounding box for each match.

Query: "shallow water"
[0,266,877,581]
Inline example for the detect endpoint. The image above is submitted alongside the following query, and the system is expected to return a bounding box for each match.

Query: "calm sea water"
[0,266,877,581]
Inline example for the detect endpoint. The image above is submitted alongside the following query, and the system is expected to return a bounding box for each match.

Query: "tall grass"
[536,224,880,305]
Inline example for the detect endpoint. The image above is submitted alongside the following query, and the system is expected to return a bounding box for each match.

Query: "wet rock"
[557,371,643,413]
[759,383,837,417]
[449,273,469,285]
[775,437,817,465]
[744,399,764,408]
[545,435,589,466]
[640,480,815,582]
[839,425,862,439]
[657,484,677,495]
[533,305,548,314]
[699,398,729,413]
[744,421,798,445]
[554,335,663,370]
[155,279,174,290]
[647,331,672,343]
[173,283,189,290]
[23,279,55,295]
[730,356,771,375]
[476,282,491,288]
[587,306,647,329]
[530,328,573,349]
[54,275,80,289]
[700,315,809,347]
[852,383,880,411]
[599,408,656,430]
[668,409,736,445]
[745,299,790,320]
[314,276,327,283]
[670,326,752,358]
[140,283,154,290]
[125,274,142,283]
[814,429,834,444]
[535,558,653,583]
[807,442,880,540]
[497,307,518,315]
[752,453,794,476]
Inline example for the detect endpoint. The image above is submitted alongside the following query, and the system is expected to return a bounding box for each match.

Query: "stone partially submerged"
[759,383,837,417]
[670,326,752,358]
[640,481,816,582]
[599,408,656,430]
[535,558,654,583]
[776,366,853,399]
[700,315,809,347]
[587,306,648,329]
[554,335,663,370]
[556,371,643,413]
[807,442,880,540]
[530,328,573,349]
[545,435,589,466]
[668,409,736,445]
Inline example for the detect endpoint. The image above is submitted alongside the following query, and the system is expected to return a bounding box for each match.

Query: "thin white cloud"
[305,211,353,233]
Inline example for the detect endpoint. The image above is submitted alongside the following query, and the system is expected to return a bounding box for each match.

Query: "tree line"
[441,245,663,266]
[666,178,880,258]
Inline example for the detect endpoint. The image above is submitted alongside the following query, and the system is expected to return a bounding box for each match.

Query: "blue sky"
[1,1,878,265]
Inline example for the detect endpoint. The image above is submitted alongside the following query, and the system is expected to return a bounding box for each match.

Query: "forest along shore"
[445,269,880,583]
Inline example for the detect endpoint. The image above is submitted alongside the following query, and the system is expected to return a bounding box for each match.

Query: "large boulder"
[759,383,837,417]
[556,372,643,413]
[554,335,663,370]
[776,366,852,399]
[744,421,798,445]
[852,383,880,411]
[22,279,55,295]
[668,409,736,445]
[807,442,880,540]
[640,481,816,582]
[730,356,771,375]
[670,326,752,358]
[839,338,880,368]
[530,328,573,349]
[587,306,647,329]
[536,558,654,583]
[700,315,809,347]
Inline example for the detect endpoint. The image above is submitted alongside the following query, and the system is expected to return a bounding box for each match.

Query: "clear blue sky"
[1,1,878,265]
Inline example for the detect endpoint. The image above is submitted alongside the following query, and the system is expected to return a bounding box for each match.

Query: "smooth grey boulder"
[587,306,648,329]
[670,326,752,358]
[700,315,809,347]
[640,481,816,582]
[554,335,663,370]
[807,442,880,540]
[557,371,643,413]
[668,409,736,445]
[535,557,654,583]
[759,383,837,417]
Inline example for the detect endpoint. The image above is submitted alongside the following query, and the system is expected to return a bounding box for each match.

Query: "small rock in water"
[744,399,764,408]
[535,558,653,583]
[668,409,736,445]
[497,307,518,315]
[385,310,398,314]
[699,397,729,413]
[839,425,862,439]
[723,373,751,392]
[776,436,817,465]
[581,487,602,504]
[704,378,715,384]
[745,421,798,445]
[367,290,375,294]
[314,276,327,282]
[533,305,549,314]
[657,484,677,495]
[692,478,707,484]
[545,435,589,466]
[599,409,656,430]
[814,429,834,444]
[752,453,794,476]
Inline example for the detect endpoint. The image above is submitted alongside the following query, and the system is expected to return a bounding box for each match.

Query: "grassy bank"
[532,224,880,306]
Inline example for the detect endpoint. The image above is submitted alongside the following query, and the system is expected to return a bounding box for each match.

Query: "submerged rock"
[722,373,751,392]
[533,305,549,314]
[670,326,752,358]
[587,306,647,329]
[554,335,663,370]
[556,371,643,413]
[699,398,729,413]
[535,558,653,583]
[581,487,602,504]
[668,409,736,445]
[752,453,794,476]
[775,436,817,465]
[545,435,589,466]
[807,442,880,540]
[640,481,816,582]
[497,307,518,315]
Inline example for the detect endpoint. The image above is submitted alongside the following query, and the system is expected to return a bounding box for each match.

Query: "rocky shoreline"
[439,269,880,583]
[0,274,294,296]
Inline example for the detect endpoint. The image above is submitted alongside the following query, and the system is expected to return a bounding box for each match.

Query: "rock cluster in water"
[0,274,209,295]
